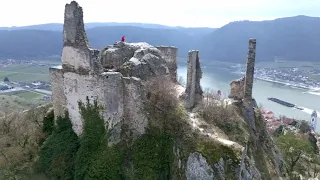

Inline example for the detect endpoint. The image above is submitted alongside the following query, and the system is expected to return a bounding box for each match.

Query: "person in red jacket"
[121,36,125,42]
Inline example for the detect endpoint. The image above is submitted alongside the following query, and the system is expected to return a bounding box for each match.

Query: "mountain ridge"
[0,15,319,62]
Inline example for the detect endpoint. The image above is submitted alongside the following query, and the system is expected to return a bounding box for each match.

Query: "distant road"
[0,70,47,75]
[0,84,52,96]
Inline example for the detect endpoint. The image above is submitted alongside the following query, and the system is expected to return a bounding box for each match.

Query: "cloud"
[0,0,319,27]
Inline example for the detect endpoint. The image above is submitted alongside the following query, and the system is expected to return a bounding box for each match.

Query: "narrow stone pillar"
[244,39,256,102]
[61,1,98,74]
[63,1,89,49]
[185,50,203,109]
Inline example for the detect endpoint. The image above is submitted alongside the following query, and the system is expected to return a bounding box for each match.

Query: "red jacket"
[121,36,125,42]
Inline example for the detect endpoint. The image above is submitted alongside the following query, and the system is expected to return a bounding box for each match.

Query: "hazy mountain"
[199,15,320,62]
[0,26,205,60]
[0,16,320,62]
[0,22,215,35]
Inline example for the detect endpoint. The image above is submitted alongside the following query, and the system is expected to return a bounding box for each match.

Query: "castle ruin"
[50,1,193,143]
[50,1,257,144]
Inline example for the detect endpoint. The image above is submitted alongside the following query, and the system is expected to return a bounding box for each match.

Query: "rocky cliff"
[47,1,287,179]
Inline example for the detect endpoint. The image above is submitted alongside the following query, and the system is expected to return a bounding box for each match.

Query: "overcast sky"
[0,0,319,28]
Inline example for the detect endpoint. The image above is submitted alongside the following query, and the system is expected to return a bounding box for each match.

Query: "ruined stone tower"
[50,1,179,142]
[228,39,257,102]
[244,38,256,103]
[185,50,203,109]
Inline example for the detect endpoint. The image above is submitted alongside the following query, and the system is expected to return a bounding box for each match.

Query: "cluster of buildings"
[255,67,320,88]
[0,83,13,91]
[13,81,51,89]
[229,65,320,89]
[261,109,320,151]
[0,59,58,67]
[261,109,296,134]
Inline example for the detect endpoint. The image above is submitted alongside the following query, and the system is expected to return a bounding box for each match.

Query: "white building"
[310,110,318,133]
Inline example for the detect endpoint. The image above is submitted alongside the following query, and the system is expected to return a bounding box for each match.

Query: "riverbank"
[255,75,320,97]
[230,69,319,91]
[306,91,320,96]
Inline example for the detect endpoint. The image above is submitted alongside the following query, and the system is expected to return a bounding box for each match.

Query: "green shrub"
[308,133,319,154]
[37,114,79,180]
[85,143,124,180]
[201,94,240,135]
[42,109,55,136]
[132,127,174,180]
[74,97,105,180]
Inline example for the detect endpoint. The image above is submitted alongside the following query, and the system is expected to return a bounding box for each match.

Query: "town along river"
[177,60,320,121]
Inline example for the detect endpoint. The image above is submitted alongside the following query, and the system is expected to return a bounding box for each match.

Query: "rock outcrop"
[186,152,214,180]
[48,1,285,179]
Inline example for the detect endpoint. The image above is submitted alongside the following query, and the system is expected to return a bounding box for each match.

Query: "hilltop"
[2,1,320,179]
[0,15,320,62]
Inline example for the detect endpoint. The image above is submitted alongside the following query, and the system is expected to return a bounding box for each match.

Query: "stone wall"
[123,77,148,137]
[156,46,178,82]
[49,66,67,118]
[185,50,203,109]
[99,72,125,144]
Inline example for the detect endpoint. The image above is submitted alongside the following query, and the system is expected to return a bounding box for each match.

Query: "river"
[177,60,320,121]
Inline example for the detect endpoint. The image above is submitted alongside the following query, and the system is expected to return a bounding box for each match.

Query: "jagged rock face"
[228,77,245,100]
[186,152,214,180]
[101,42,169,80]
[239,100,286,179]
